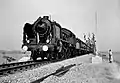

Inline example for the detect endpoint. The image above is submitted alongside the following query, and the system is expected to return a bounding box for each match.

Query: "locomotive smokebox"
[33,16,51,37]
[35,23,48,35]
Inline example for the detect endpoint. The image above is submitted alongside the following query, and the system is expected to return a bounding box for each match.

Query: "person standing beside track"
[108,49,113,63]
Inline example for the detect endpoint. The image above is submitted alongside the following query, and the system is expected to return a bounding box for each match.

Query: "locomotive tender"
[22,16,94,61]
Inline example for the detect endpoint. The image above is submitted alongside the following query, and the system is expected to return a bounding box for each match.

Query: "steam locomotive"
[22,16,94,61]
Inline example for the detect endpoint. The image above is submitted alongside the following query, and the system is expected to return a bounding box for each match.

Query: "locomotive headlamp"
[27,40,30,43]
[22,46,28,51]
[42,45,48,51]
[46,39,50,43]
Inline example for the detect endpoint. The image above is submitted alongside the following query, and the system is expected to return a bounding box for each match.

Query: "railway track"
[0,60,44,77]
[0,53,86,78]
[0,59,60,77]
[0,54,71,77]
[0,60,35,70]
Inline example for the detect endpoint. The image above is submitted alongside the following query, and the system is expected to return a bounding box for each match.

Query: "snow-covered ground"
[18,57,30,62]
[41,63,120,83]
[41,55,120,83]
[0,54,92,83]
[1,54,120,83]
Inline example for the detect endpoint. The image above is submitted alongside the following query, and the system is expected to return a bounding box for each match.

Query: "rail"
[31,63,82,83]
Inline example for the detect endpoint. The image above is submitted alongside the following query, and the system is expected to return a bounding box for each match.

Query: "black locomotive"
[22,16,94,61]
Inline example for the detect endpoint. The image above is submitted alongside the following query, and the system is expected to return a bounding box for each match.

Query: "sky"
[0,0,120,52]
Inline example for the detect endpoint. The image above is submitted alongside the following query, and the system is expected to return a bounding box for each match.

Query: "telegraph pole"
[95,11,97,35]
[94,11,98,54]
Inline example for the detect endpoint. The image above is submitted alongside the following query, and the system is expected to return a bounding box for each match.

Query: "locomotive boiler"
[22,16,94,61]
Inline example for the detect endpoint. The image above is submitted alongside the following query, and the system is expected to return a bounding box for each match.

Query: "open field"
[0,50,30,64]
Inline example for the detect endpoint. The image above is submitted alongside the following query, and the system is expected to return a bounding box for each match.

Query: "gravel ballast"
[41,62,120,83]
[0,54,101,83]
